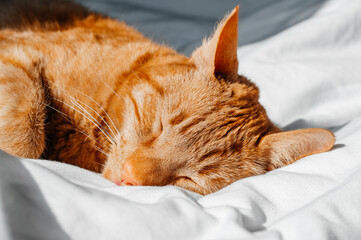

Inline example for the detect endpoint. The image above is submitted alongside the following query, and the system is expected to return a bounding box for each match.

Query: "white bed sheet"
[1,0,361,239]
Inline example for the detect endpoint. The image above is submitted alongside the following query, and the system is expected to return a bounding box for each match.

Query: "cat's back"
[0,0,183,170]
[0,0,160,87]
[0,0,90,30]
[0,0,147,43]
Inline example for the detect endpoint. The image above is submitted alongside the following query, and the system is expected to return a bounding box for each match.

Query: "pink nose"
[120,162,140,186]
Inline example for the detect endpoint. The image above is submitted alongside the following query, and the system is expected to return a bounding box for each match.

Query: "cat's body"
[0,0,335,194]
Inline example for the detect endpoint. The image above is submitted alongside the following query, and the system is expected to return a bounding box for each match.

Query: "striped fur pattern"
[0,1,335,194]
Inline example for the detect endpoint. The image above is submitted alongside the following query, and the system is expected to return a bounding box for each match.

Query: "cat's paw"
[0,62,46,158]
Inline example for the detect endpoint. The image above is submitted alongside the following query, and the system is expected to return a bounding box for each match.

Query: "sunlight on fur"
[0,1,335,195]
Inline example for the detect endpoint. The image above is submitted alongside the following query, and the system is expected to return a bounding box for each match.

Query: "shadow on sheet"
[75,0,327,55]
[0,151,71,240]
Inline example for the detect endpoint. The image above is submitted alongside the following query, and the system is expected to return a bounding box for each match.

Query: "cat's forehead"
[164,72,228,105]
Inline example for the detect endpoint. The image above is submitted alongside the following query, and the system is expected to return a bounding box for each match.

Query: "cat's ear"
[259,128,335,170]
[191,6,239,79]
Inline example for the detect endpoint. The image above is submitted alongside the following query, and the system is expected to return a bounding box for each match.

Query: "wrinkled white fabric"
[1,0,361,239]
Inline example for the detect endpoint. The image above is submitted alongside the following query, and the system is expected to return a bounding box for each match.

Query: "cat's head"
[102,7,335,195]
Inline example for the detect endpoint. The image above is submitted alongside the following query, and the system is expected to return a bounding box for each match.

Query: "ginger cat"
[0,1,334,194]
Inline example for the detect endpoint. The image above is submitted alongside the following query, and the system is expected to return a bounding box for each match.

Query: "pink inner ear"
[189,6,240,76]
[214,6,239,77]
[260,128,335,169]
[288,128,335,159]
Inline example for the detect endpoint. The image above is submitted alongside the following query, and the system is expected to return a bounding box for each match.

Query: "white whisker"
[45,104,111,154]
[71,95,118,140]
[110,109,122,134]
[51,82,120,138]
[52,97,115,146]
[97,72,123,101]
[72,89,119,136]
[66,93,117,144]
[73,128,111,151]
[92,160,107,169]
[93,145,110,157]
[130,68,142,81]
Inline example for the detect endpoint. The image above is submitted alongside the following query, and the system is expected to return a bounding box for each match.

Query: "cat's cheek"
[102,166,113,182]
[102,150,121,184]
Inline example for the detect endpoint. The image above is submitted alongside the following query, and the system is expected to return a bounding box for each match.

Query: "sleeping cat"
[0,0,335,194]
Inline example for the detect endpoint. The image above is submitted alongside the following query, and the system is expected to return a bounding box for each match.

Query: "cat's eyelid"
[159,119,163,132]
[174,176,195,184]
[153,118,163,138]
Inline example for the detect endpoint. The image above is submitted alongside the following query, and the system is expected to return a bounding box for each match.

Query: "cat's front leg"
[0,60,47,159]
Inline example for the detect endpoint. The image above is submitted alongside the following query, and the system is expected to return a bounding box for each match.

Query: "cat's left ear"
[258,128,335,170]
[191,6,239,80]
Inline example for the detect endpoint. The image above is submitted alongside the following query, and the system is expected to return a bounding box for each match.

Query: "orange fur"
[0,1,335,194]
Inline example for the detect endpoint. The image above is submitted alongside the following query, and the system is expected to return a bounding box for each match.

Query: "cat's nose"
[120,162,141,186]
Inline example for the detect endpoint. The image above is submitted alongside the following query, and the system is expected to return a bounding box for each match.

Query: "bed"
[1,0,361,239]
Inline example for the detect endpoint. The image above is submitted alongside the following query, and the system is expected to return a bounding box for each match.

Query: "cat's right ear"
[191,6,239,80]
[258,128,335,170]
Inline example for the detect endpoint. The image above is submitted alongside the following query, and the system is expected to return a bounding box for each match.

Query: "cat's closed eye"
[173,176,195,184]
[0,2,335,195]
[153,120,163,139]
[172,176,198,190]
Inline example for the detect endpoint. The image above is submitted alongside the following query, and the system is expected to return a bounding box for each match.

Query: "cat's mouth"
[102,160,141,186]
[116,162,140,186]
[102,163,123,186]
